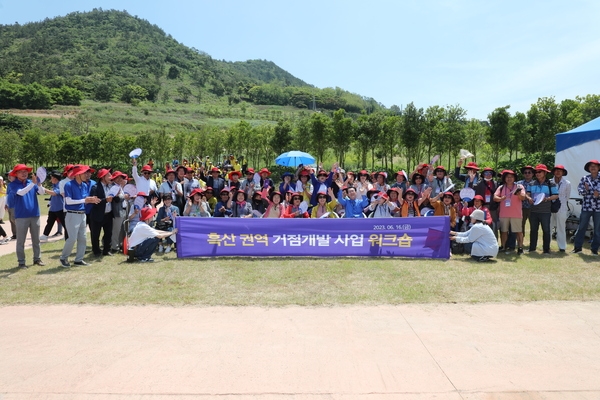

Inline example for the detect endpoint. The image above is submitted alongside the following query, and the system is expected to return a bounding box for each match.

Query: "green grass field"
[1,235,598,306]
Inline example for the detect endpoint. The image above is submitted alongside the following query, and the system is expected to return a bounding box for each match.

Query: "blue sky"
[1,0,599,120]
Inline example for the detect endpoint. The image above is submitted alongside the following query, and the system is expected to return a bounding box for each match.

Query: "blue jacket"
[337,191,369,218]
[8,179,41,218]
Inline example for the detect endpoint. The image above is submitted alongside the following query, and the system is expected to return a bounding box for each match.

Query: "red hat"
[97,168,111,179]
[291,192,303,200]
[269,191,282,201]
[442,191,455,203]
[387,187,401,196]
[299,169,310,177]
[188,188,204,198]
[378,192,389,200]
[175,164,187,171]
[62,164,75,176]
[164,168,176,177]
[219,188,231,195]
[136,192,146,197]
[433,166,447,174]
[403,188,417,199]
[500,169,518,179]
[210,167,221,173]
[481,167,496,177]
[584,160,600,173]
[140,207,157,222]
[358,170,369,176]
[473,195,484,202]
[246,168,255,174]
[9,164,33,176]
[259,168,271,176]
[374,171,387,179]
[346,171,355,176]
[520,165,534,174]
[186,167,194,174]
[141,165,153,173]
[229,170,242,179]
[534,164,550,173]
[111,171,127,180]
[464,162,479,171]
[393,170,407,180]
[205,186,214,192]
[69,165,95,178]
[317,169,328,177]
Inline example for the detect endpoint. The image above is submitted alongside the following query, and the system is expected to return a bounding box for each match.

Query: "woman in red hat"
[429,166,453,196]
[311,187,338,218]
[228,189,253,218]
[373,171,390,193]
[156,194,179,253]
[462,195,492,228]
[494,170,526,253]
[573,159,600,254]
[283,192,309,218]
[355,170,373,194]
[455,159,480,188]
[183,188,211,217]
[158,168,184,214]
[228,170,242,192]
[397,188,428,217]
[429,191,457,229]
[259,168,274,189]
[391,170,408,192]
[525,164,559,254]
[474,167,500,237]
[260,189,285,218]
[550,165,571,252]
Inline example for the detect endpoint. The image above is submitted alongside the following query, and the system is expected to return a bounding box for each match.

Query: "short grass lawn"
[1,237,599,306]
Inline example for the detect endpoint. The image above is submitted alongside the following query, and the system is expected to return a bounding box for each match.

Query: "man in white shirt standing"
[132,158,157,197]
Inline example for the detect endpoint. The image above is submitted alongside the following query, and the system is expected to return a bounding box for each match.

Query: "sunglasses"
[318,195,327,199]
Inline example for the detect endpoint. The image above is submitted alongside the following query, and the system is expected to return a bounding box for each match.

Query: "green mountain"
[0,9,379,112]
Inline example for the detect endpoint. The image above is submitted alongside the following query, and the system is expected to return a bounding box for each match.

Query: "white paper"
[134,196,145,209]
[108,185,121,196]
[459,149,474,159]
[252,210,264,218]
[36,167,46,184]
[123,184,137,197]
[459,188,475,201]
[299,201,308,213]
[319,212,331,219]
[295,181,304,193]
[253,173,261,186]
[533,192,545,205]
[430,154,440,164]
[444,183,455,193]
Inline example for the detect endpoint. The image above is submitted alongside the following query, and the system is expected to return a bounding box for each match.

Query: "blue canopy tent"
[555,116,600,199]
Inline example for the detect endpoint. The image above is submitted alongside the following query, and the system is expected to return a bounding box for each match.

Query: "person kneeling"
[128,208,177,262]
[450,209,498,262]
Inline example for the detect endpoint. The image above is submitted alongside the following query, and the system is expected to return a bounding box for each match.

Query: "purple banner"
[175,217,450,259]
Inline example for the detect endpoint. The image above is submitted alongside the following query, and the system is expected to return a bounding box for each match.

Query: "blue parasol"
[275,151,316,167]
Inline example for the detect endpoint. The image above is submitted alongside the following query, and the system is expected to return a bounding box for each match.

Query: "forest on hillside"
[0,9,380,113]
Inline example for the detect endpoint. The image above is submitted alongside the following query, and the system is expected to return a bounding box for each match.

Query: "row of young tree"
[2,94,599,174]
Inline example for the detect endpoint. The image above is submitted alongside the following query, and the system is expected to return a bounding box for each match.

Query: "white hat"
[470,209,485,222]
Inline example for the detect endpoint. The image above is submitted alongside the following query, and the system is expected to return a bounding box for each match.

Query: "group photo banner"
[175,217,450,259]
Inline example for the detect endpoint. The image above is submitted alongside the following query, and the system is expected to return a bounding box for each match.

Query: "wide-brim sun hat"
[584,160,600,173]
[470,209,485,222]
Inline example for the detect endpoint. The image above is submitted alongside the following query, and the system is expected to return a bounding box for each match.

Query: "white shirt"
[128,222,161,249]
[550,177,571,214]
[454,223,499,257]
[132,166,157,196]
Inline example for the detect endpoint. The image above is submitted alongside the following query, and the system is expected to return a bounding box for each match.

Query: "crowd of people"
[3,155,599,267]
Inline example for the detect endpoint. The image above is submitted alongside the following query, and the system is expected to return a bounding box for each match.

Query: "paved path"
[1,302,600,399]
